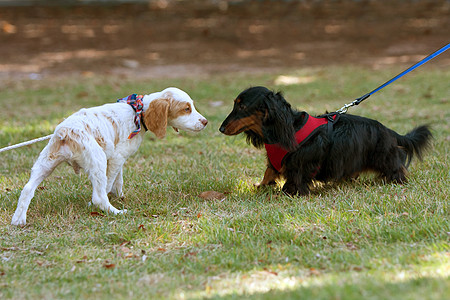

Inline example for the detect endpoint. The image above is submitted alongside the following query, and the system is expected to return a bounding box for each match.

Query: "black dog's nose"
[219,126,225,133]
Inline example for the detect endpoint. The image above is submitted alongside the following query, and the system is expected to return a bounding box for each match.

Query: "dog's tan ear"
[143,99,170,139]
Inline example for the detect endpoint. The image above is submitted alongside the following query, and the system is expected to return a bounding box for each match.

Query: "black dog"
[219,86,432,196]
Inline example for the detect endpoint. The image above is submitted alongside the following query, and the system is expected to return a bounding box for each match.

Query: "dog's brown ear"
[143,98,170,139]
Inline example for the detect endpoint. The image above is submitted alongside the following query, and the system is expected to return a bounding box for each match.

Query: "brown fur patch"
[162,91,192,119]
[48,140,64,160]
[223,114,263,136]
[143,98,170,139]
[84,124,92,134]
[94,130,107,149]
[70,161,81,174]
[48,128,83,160]
[104,115,120,145]
[112,122,119,145]
[258,166,279,186]
[399,165,409,183]
[169,101,192,119]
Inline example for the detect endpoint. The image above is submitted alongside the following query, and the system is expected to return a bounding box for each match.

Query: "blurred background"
[0,0,449,80]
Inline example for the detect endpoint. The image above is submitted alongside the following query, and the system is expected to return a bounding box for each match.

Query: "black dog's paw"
[282,183,309,197]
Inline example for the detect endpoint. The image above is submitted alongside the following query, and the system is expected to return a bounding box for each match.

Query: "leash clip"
[336,93,371,114]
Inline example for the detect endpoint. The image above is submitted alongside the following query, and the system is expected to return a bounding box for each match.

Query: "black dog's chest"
[265,114,335,172]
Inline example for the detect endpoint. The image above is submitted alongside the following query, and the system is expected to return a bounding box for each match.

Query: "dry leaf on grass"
[263,268,278,276]
[103,261,115,269]
[90,211,104,217]
[198,191,226,201]
[35,260,44,266]
[76,255,88,263]
[119,241,131,247]
[309,268,321,276]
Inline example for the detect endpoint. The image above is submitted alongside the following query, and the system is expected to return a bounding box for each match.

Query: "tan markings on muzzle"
[223,115,262,136]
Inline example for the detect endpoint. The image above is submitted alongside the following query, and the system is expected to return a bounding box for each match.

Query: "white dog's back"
[48,103,142,162]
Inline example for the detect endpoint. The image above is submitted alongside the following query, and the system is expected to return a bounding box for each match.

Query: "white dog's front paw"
[11,214,26,226]
[107,206,127,215]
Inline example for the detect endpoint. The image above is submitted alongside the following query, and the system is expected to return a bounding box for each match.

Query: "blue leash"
[337,42,450,114]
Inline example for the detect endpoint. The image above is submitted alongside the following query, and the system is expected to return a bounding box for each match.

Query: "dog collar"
[264,114,337,172]
[117,94,146,139]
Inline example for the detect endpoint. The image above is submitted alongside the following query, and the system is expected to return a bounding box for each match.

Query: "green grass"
[0,66,449,299]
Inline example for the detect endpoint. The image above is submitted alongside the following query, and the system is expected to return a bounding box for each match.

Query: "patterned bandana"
[117,94,145,139]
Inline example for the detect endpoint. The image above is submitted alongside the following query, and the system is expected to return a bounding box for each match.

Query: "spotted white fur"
[11,87,207,225]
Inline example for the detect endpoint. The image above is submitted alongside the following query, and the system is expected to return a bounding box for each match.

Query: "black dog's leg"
[282,167,313,196]
[375,149,408,184]
[385,166,408,184]
[256,165,280,188]
[281,137,327,196]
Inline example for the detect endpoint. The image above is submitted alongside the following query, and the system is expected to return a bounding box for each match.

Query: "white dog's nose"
[200,118,208,127]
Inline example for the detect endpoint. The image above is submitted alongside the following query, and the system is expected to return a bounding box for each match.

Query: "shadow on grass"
[201,272,448,300]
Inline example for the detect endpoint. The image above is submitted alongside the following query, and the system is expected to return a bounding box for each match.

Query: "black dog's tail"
[395,125,432,167]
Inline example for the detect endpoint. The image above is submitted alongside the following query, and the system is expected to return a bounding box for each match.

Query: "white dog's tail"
[48,128,86,160]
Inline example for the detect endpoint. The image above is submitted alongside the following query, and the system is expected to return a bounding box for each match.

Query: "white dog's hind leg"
[109,167,124,198]
[83,144,125,215]
[11,146,63,226]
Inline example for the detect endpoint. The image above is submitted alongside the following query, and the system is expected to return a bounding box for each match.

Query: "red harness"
[264,114,337,172]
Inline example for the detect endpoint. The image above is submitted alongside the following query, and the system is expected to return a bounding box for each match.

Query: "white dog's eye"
[185,107,191,112]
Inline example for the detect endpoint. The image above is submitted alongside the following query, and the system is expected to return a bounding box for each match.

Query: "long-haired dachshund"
[219,86,432,196]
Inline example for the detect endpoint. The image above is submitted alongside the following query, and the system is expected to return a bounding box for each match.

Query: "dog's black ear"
[263,91,296,151]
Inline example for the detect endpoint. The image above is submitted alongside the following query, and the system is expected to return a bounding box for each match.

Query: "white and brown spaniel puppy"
[11,87,207,225]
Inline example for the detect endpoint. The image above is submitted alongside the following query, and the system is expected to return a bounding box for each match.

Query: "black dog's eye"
[238,103,246,110]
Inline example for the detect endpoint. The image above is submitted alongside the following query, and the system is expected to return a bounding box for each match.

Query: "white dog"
[11,87,208,225]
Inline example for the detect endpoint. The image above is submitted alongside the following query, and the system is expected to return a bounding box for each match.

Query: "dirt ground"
[0,1,449,80]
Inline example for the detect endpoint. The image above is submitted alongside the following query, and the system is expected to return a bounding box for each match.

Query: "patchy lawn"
[0,66,449,299]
